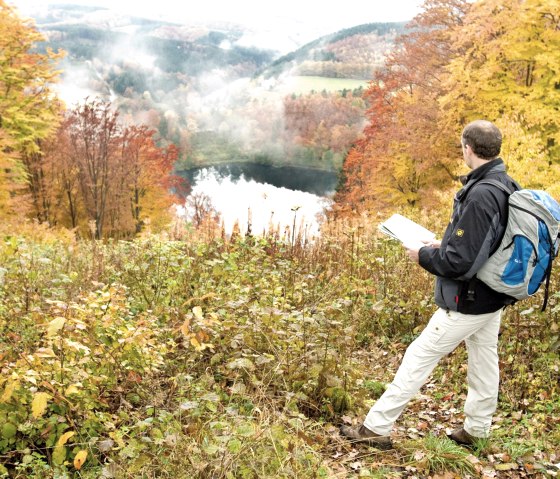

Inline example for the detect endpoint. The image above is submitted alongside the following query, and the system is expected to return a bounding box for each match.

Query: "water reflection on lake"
[184,167,334,237]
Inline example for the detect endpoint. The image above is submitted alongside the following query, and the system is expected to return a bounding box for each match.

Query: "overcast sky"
[10,0,424,41]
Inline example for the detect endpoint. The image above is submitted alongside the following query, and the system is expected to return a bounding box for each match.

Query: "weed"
[362,380,387,400]
[402,434,477,476]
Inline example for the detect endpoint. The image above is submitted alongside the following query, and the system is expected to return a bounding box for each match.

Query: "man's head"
[461,120,502,161]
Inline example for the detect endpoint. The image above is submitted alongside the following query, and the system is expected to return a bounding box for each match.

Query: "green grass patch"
[289,75,369,93]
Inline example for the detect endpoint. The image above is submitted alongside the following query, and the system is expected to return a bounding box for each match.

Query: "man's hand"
[403,239,440,263]
[424,239,442,248]
[404,244,421,263]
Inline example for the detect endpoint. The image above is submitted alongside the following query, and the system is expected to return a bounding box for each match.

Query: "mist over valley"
[25,3,405,233]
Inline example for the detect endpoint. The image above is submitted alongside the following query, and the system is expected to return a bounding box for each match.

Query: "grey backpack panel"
[475,183,560,307]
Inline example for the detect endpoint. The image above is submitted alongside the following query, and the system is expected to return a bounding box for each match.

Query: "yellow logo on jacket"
[456,229,464,237]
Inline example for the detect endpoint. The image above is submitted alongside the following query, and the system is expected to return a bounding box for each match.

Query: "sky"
[10,0,424,49]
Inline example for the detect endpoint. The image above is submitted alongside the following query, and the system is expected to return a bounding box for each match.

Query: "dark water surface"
[179,162,339,196]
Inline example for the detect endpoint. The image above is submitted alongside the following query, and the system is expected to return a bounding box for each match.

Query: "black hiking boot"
[339,424,393,450]
[447,427,480,446]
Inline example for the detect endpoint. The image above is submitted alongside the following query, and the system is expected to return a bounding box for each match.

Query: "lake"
[179,163,339,237]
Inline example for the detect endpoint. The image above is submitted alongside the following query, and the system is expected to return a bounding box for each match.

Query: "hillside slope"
[261,22,405,80]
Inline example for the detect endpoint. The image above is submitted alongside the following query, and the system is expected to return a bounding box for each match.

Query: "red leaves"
[38,100,184,237]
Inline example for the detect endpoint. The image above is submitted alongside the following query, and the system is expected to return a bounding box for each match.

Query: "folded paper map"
[378,214,436,249]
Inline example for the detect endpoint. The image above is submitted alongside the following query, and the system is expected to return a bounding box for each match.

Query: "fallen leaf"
[417,421,429,431]
[341,415,353,424]
[433,473,456,479]
[97,438,115,452]
[73,450,87,469]
[494,462,518,471]
[413,450,425,461]
[482,466,497,478]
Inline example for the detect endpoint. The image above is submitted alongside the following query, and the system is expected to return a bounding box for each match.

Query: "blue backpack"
[474,180,560,311]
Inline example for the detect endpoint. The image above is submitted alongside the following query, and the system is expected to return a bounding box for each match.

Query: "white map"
[378,214,436,249]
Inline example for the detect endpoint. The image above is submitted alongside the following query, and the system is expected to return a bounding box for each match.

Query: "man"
[340,120,519,449]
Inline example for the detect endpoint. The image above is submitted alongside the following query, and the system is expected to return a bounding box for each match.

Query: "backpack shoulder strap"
[474,178,515,196]
[464,178,516,305]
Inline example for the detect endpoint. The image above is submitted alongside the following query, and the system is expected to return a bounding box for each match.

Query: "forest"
[1,0,559,477]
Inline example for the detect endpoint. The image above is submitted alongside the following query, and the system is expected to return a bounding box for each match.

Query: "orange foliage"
[283,91,365,157]
[32,100,185,238]
[335,0,470,216]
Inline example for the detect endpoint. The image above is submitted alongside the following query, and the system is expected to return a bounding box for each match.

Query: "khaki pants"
[363,307,502,438]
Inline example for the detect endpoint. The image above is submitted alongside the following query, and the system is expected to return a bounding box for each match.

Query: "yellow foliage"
[57,431,75,446]
[499,115,560,196]
[0,218,76,246]
[65,384,81,396]
[31,392,49,418]
[0,0,64,218]
[190,337,202,349]
[1,380,19,402]
[47,316,66,337]
[442,0,560,162]
[193,306,204,320]
[180,318,191,336]
[51,431,75,465]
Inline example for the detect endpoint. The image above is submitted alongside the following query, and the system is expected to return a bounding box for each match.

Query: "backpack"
[472,179,560,311]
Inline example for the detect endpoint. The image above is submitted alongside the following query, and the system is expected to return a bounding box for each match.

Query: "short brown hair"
[461,120,502,159]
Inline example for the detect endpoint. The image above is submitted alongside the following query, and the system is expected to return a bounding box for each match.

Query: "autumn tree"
[184,191,219,228]
[335,0,471,214]
[0,0,63,217]
[283,91,365,168]
[66,99,119,239]
[441,0,560,197]
[119,125,183,234]
[36,100,185,237]
[45,121,81,229]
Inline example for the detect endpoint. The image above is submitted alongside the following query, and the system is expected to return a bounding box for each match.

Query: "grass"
[286,76,369,94]
[402,434,478,477]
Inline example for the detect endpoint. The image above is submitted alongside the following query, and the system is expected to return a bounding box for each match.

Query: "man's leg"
[463,308,502,438]
[362,308,502,436]
[363,308,469,435]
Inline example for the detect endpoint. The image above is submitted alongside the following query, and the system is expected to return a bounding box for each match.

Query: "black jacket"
[418,158,519,314]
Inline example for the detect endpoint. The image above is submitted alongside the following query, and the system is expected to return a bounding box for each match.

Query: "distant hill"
[33,5,404,97]
[34,4,275,87]
[260,23,406,80]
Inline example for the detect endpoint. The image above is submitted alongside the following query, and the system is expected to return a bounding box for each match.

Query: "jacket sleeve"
[418,196,502,279]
